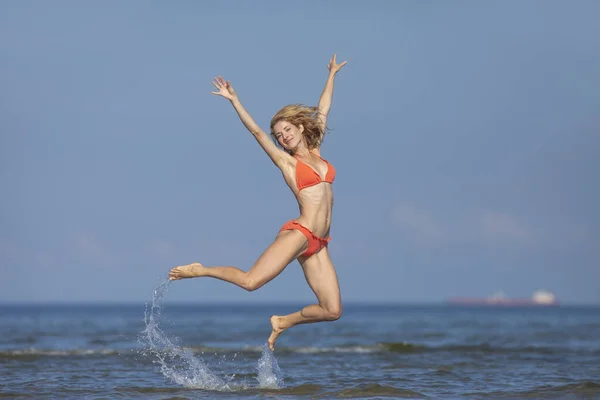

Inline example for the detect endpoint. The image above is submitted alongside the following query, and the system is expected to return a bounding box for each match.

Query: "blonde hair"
[269,104,327,151]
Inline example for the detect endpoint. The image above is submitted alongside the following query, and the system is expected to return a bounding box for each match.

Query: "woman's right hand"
[211,76,237,101]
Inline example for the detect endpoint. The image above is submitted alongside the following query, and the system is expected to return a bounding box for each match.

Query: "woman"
[169,54,347,351]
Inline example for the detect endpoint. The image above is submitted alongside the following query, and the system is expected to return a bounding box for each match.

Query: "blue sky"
[1,1,599,304]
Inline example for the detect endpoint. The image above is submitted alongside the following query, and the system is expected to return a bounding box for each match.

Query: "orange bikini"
[279,153,336,258]
[294,154,336,191]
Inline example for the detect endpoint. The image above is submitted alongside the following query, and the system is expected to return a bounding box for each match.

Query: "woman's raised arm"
[212,76,290,169]
[316,53,347,134]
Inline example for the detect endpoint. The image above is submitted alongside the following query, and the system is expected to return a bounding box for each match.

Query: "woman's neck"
[292,148,312,159]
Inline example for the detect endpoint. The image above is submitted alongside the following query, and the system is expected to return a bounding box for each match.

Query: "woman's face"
[273,120,304,151]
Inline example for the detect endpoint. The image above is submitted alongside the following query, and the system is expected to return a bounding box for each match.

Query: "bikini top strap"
[314,153,328,163]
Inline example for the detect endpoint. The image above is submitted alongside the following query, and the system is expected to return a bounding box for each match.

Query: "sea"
[1,280,599,399]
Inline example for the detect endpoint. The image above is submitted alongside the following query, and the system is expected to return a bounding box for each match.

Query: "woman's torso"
[281,152,335,238]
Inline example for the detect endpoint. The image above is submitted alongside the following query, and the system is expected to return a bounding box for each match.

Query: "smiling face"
[272,120,305,152]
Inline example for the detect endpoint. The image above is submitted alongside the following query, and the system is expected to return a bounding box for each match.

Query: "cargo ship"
[448,290,559,306]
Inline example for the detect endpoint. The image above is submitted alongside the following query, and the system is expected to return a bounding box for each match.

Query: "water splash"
[139,279,228,390]
[256,343,285,389]
[140,279,286,391]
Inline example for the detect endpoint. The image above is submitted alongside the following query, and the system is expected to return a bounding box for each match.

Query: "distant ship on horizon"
[448,290,559,306]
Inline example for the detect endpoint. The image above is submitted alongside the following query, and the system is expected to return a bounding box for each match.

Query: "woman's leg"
[267,247,342,350]
[169,229,308,292]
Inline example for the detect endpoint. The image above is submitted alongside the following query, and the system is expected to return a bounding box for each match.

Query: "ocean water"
[1,281,599,399]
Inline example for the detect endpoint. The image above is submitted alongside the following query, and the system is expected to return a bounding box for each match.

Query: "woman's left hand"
[327,53,347,74]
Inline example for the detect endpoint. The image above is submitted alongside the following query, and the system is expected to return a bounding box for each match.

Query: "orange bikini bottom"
[279,220,330,258]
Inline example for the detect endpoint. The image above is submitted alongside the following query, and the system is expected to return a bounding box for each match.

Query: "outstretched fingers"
[211,76,236,99]
[211,76,225,94]
[327,53,347,73]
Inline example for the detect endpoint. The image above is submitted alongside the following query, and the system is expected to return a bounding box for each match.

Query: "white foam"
[1,348,119,356]
[295,345,379,354]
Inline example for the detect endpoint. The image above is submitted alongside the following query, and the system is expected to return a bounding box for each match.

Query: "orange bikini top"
[294,154,336,192]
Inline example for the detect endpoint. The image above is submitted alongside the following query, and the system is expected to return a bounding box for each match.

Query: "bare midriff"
[294,183,333,239]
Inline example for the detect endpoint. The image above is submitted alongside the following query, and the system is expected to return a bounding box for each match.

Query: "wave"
[323,383,427,399]
[0,348,121,359]
[114,383,426,398]
[255,383,427,398]
[377,341,600,355]
[3,340,597,359]
[480,381,600,399]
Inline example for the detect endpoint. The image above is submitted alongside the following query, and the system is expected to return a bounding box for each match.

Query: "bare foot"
[267,315,286,351]
[169,262,204,280]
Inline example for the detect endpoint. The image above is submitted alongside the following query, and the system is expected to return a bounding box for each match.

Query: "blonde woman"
[170,54,347,351]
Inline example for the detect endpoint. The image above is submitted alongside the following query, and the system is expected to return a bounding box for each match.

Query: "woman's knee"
[324,304,342,321]
[242,277,262,292]
[241,272,267,292]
